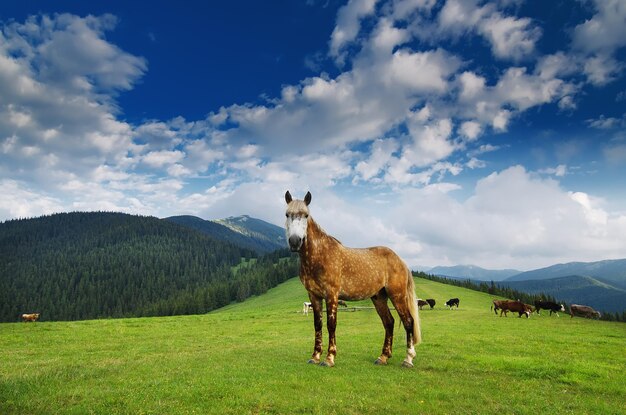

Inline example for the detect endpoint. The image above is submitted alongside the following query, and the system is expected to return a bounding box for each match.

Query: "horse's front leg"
[320,296,338,367]
[308,294,323,364]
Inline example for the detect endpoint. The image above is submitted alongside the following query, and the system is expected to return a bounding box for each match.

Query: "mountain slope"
[165,215,285,254]
[0,212,296,322]
[505,258,626,289]
[429,264,521,281]
[214,215,286,252]
[498,275,626,313]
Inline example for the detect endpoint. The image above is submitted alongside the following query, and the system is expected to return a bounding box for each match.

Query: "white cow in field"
[302,302,312,315]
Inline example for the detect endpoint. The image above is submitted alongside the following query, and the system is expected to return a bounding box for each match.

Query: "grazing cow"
[21,313,40,322]
[417,299,429,310]
[534,300,565,317]
[498,301,532,318]
[302,302,313,315]
[445,298,460,309]
[491,299,510,316]
[426,299,436,309]
[338,300,348,307]
[570,304,601,319]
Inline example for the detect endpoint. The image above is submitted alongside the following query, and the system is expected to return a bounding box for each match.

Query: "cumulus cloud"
[0,179,64,219]
[386,166,626,269]
[329,0,378,65]
[572,0,626,85]
[0,13,145,191]
[437,0,541,61]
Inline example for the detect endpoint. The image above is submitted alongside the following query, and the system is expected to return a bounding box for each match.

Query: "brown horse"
[285,191,421,368]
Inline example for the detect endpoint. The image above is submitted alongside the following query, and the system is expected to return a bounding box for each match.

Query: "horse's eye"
[286,213,289,218]
[304,214,308,218]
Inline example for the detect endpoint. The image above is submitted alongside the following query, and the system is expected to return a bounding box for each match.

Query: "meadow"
[1,277,625,414]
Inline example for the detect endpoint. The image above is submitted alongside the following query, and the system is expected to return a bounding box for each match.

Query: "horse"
[285,191,421,368]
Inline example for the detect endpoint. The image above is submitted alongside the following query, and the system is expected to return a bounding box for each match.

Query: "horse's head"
[284,190,311,252]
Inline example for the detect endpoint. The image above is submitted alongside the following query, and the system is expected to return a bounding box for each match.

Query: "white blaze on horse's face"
[284,190,312,252]
[286,215,308,251]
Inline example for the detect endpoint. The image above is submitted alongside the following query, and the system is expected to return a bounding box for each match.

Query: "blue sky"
[1,0,625,270]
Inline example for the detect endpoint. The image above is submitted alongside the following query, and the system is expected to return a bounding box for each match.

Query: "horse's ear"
[285,191,292,204]
[304,191,312,206]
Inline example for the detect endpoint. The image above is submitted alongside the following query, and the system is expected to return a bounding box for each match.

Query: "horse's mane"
[309,217,342,247]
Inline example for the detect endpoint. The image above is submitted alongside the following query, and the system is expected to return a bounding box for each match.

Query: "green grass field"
[1,277,625,414]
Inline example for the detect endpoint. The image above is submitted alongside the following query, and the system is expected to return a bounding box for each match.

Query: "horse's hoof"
[307,359,319,364]
[374,358,387,365]
[401,360,414,369]
[320,360,335,368]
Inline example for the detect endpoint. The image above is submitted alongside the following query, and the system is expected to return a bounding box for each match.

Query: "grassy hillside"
[1,277,625,414]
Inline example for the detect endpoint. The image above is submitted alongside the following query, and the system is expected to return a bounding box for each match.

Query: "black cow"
[534,300,565,317]
[426,298,436,309]
[445,298,459,309]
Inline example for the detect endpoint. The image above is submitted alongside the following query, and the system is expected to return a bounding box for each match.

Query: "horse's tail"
[407,270,422,345]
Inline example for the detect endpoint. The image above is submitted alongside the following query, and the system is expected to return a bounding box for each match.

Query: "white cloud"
[583,54,624,86]
[329,0,378,65]
[479,13,541,61]
[437,0,540,61]
[459,120,482,140]
[355,138,399,181]
[458,71,486,101]
[0,180,64,219]
[538,164,567,177]
[572,0,626,55]
[385,166,626,269]
[142,150,185,168]
[572,0,626,86]
[405,116,456,167]
[0,14,144,188]
[586,115,625,130]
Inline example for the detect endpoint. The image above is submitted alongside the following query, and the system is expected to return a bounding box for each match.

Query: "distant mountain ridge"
[165,215,285,254]
[428,265,521,281]
[504,259,626,289]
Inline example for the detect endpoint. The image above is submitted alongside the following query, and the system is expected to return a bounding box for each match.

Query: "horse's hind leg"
[389,293,417,368]
[371,290,394,365]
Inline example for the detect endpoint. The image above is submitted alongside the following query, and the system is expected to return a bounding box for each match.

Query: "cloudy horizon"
[1,0,626,271]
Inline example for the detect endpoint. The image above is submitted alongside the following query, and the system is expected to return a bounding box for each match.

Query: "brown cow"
[491,299,510,315]
[417,299,429,310]
[498,301,532,318]
[570,304,601,319]
[21,313,40,322]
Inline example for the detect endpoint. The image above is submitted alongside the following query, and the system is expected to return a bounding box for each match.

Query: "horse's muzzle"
[289,235,303,252]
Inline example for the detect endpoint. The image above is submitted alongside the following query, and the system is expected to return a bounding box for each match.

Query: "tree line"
[413,271,626,323]
[0,212,298,322]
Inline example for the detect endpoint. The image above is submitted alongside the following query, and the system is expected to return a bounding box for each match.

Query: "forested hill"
[0,212,298,322]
